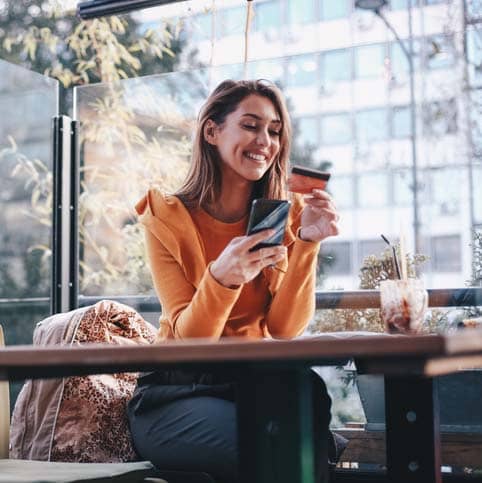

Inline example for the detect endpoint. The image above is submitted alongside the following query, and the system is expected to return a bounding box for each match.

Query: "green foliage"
[1,74,196,296]
[0,136,51,299]
[0,1,193,301]
[358,248,429,290]
[0,1,183,87]
[470,230,482,287]
[76,84,193,294]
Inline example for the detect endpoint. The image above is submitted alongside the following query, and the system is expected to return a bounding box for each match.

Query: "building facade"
[136,0,482,290]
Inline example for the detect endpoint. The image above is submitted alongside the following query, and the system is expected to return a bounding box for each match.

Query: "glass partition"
[0,59,58,346]
[0,60,58,412]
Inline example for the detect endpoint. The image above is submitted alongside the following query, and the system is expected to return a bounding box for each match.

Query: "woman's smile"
[244,151,268,163]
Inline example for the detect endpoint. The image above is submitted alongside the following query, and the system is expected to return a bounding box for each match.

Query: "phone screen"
[246,199,291,250]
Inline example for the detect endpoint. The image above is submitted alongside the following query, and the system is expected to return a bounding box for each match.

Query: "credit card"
[288,165,331,194]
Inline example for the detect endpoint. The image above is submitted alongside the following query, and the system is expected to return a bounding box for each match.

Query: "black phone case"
[246,199,291,250]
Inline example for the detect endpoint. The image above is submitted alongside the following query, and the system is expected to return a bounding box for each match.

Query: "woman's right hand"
[209,229,287,288]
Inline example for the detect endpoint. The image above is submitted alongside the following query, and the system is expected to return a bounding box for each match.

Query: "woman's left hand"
[299,189,339,242]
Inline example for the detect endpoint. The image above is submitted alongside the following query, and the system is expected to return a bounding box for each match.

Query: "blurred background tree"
[0,0,188,342]
[0,0,185,113]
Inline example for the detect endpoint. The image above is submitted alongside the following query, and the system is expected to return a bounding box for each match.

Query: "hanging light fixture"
[354,0,388,12]
[77,0,187,20]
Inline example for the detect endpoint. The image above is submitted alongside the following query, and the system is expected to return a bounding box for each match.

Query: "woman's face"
[206,94,282,185]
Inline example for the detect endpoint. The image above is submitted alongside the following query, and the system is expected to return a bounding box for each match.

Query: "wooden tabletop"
[1,330,482,381]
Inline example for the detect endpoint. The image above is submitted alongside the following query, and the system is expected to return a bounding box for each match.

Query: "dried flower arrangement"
[311,232,482,334]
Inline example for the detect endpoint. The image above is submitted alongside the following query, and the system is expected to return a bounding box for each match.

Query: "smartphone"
[288,165,331,194]
[246,199,291,251]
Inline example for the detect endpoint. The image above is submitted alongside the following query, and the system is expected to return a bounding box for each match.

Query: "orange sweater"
[135,189,320,341]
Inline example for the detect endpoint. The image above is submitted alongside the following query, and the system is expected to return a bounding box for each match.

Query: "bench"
[337,426,482,470]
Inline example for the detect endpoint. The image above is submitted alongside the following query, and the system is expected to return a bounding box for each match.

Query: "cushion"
[10,301,157,463]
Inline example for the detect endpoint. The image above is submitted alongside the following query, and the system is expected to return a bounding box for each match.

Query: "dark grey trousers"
[127,369,335,483]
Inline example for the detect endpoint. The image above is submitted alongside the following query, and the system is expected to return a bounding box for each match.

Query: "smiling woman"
[127,79,343,482]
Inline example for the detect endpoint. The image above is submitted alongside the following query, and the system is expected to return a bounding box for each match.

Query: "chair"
[0,323,216,483]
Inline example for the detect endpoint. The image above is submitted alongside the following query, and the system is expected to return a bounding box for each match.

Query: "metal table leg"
[384,376,441,483]
[237,368,316,483]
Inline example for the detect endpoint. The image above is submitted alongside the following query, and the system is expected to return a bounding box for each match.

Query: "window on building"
[296,116,319,147]
[217,63,244,82]
[430,167,462,216]
[321,241,352,275]
[247,59,284,85]
[358,239,388,267]
[329,175,354,209]
[467,27,482,87]
[355,44,386,78]
[321,48,352,83]
[288,0,316,25]
[392,105,412,139]
[392,169,414,206]
[424,0,450,5]
[190,13,213,41]
[358,172,389,208]
[220,6,246,36]
[472,89,482,153]
[467,0,482,20]
[430,235,462,272]
[356,108,389,143]
[425,34,455,70]
[321,113,352,145]
[390,0,409,9]
[254,1,281,32]
[474,166,482,224]
[422,99,457,137]
[286,54,318,87]
[389,39,421,79]
[320,0,350,20]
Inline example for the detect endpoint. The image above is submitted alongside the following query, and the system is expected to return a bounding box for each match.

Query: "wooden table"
[1,330,482,483]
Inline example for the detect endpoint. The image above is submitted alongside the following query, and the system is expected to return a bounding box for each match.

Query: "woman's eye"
[243,124,257,130]
[270,130,281,137]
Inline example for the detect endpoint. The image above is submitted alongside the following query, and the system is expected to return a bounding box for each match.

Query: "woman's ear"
[204,119,218,146]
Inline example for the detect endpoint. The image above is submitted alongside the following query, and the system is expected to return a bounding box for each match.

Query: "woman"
[128,79,341,483]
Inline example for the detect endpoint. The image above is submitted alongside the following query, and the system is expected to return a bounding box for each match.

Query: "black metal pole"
[70,119,79,310]
[51,117,63,315]
[50,116,77,314]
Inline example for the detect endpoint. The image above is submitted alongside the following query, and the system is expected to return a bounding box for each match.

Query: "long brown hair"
[176,79,291,207]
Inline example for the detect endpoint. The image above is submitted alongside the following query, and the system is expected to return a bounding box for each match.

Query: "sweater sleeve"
[264,235,320,339]
[145,230,242,340]
[263,194,320,339]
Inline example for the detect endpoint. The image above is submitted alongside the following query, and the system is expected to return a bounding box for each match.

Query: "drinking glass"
[380,279,428,334]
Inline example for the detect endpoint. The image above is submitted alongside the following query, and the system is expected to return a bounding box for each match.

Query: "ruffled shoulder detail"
[135,189,206,285]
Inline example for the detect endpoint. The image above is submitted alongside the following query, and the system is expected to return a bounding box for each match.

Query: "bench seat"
[0,460,164,483]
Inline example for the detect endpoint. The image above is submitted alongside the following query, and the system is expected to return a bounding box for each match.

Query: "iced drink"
[380,279,428,334]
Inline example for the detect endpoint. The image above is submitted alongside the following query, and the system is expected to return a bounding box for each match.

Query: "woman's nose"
[256,129,270,146]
